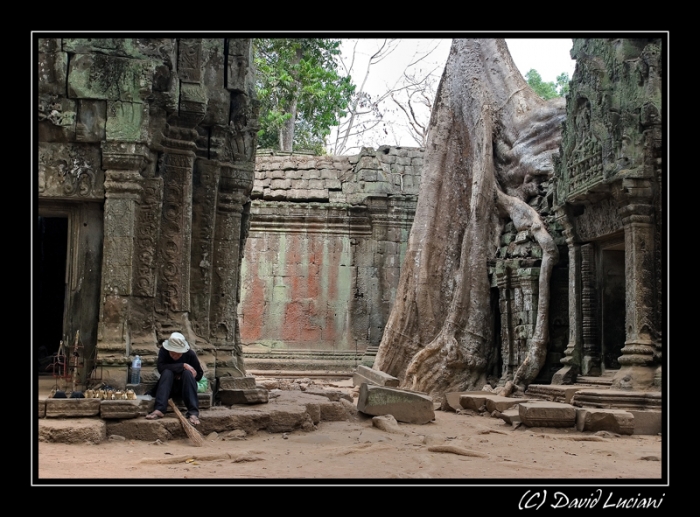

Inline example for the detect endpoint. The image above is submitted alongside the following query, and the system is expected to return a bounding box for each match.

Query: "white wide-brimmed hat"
[163,332,190,353]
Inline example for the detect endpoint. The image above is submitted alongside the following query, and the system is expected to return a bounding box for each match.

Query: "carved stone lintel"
[102,141,151,172]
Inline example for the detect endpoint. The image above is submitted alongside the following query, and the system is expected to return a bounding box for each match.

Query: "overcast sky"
[332,38,576,151]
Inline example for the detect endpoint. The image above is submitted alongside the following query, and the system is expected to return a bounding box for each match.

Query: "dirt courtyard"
[36,398,664,484]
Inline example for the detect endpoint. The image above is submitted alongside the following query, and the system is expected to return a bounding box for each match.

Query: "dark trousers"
[154,369,199,417]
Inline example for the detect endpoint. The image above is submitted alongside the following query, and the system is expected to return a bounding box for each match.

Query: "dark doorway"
[600,248,625,370]
[36,216,68,374]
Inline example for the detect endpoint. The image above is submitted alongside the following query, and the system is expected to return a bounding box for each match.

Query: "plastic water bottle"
[131,355,141,385]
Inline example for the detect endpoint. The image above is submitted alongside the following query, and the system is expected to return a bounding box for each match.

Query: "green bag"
[197,377,209,393]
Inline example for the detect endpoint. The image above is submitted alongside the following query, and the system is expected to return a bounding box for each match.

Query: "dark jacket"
[156,347,204,382]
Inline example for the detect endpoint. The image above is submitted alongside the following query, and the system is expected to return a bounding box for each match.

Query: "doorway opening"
[36,216,68,375]
[599,242,625,372]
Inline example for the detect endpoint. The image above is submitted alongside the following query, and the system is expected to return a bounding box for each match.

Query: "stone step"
[576,375,614,386]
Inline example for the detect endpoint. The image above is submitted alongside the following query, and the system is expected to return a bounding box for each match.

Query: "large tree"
[254,38,354,153]
[373,39,566,399]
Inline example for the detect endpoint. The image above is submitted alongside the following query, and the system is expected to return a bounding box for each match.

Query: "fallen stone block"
[485,395,530,413]
[39,418,106,444]
[628,409,662,435]
[372,414,404,434]
[107,417,185,441]
[304,388,353,403]
[357,383,435,424]
[444,391,488,411]
[100,399,141,419]
[218,376,257,390]
[519,401,576,428]
[575,408,634,435]
[218,387,269,405]
[458,393,490,411]
[353,365,399,387]
[45,398,101,418]
[498,408,521,426]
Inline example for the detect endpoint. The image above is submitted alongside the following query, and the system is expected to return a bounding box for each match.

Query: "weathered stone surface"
[498,408,521,426]
[38,400,46,419]
[444,391,483,411]
[219,387,269,405]
[524,384,583,405]
[353,365,399,387]
[39,418,106,444]
[106,417,184,441]
[484,395,531,413]
[218,376,257,390]
[519,401,576,428]
[304,388,353,403]
[100,399,141,419]
[45,398,101,418]
[628,409,662,435]
[460,391,497,411]
[357,383,435,424]
[372,414,404,434]
[575,408,634,435]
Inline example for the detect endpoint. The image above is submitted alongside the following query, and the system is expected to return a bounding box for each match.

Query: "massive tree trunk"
[373,39,565,399]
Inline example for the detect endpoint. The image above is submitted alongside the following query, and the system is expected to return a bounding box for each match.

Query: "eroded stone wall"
[37,37,258,387]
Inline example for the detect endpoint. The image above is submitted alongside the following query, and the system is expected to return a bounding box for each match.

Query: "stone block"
[353,365,399,387]
[219,387,269,405]
[39,418,106,444]
[218,376,257,390]
[628,409,662,435]
[498,408,521,426]
[38,400,46,418]
[458,392,490,411]
[485,395,531,413]
[444,391,485,411]
[575,408,634,435]
[45,398,101,418]
[357,383,435,424]
[519,401,576,428]
[106,417,185,441]
[303,388,353,403]
[100,399,141,419]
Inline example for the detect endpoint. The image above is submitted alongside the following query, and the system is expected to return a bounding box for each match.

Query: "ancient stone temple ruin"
[550,38,663,392]
[238,146,422,372]
[36,36,664,404]
[37,38,258,388]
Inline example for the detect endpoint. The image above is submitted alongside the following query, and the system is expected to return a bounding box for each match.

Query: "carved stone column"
[552,209,581,384]
[96,141,150,385]
[211,164,253,378]
[580,243,600,375]
[612,177,657,390]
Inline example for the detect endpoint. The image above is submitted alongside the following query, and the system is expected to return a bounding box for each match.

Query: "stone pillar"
[211,164,253,378]
[552,210,581,384]
[495,263,515,386]
[580,243,600,375]
[612,178,657,390]
[96,141,150,385]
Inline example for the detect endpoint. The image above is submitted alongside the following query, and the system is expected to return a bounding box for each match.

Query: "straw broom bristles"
[168,398,205,447]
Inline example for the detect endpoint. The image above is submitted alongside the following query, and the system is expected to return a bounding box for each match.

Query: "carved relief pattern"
[178,39,202,83]
[581,243,598,359]
[567,100,604,195]
[133,178,163,297]
[190,160,221,340]
[156,152,194,313]
[574,198,623,241]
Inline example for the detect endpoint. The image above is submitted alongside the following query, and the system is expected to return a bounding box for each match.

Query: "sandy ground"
[36,394,664,484]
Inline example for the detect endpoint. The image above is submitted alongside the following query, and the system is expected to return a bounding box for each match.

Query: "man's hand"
[183,364,197,377]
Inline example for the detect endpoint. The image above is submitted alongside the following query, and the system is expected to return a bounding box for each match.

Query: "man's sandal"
[146,410,164,420]
[188,415,200,426]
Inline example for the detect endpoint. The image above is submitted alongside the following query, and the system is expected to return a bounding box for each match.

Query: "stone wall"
[238,146,422,371]
[37,37,258,387]
[552,38,663,390]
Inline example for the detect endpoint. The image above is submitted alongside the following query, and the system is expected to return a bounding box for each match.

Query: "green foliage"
[253,39,355,153]
[525,69,570,100]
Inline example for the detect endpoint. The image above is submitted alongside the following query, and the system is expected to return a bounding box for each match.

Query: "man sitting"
[146,332,203,426]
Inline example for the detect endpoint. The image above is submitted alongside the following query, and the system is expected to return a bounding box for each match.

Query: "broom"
[168,398,205,447]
